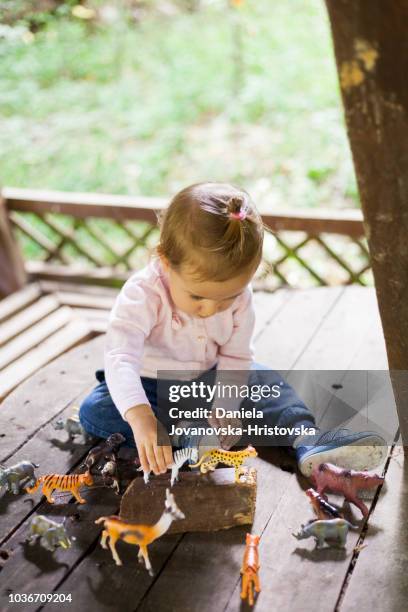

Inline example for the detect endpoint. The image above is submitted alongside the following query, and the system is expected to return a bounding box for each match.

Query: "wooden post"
[325,0,408,445]
[0,195,26,298]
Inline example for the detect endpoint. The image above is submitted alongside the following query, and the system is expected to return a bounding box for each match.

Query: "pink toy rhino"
[311,463,384,517]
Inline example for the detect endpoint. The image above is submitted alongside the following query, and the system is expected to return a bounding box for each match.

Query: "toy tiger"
[25,471,94,504]
[189,445,257,483]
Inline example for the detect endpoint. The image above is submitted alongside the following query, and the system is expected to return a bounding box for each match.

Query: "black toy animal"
[82,433,125,473]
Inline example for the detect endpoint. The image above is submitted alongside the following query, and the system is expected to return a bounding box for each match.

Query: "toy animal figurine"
[101,460,120,494]
[82,433,126,473]
[0,460,39,495]
[25,471,94,504]
[240,533,261,606]
[305,488,343,520]
[26,515,72,552]
[95,488,185,575]
[137,465,151,485]
[312,463,384,518]
[292,518,358,549]
[189,445,257,483]
[171,447,198,487]
[53,415,90,443]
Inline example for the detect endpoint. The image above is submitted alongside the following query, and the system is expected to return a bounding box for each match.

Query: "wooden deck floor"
[0,285,405,612]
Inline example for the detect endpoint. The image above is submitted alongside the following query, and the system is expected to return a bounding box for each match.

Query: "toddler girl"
[80,182,386,478]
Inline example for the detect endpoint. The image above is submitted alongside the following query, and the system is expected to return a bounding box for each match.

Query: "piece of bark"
[120,467,257,533]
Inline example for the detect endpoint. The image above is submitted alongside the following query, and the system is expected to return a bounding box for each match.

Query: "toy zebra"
[170,447,199,487]
[138,447,199,486]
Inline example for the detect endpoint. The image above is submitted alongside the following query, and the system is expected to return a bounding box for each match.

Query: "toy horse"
[95,489,185,575]
[240,533,261,606]
[311,463,384,517]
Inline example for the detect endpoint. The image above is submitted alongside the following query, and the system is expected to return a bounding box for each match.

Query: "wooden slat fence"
[3,187,371,290]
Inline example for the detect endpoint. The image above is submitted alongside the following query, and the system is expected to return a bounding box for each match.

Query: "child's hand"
[126,404,173,475]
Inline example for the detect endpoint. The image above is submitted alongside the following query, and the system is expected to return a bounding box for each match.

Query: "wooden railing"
[3,187,371,290]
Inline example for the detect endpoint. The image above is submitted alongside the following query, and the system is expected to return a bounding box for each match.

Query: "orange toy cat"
[241,533,261,606]
[25,471,94,504]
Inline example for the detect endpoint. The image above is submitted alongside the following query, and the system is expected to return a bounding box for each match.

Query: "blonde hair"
[157,182,264,282]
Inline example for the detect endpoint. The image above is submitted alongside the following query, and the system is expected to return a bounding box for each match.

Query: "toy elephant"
[27,515,72,552]
[292,518,358,549]
[0,460,39,494]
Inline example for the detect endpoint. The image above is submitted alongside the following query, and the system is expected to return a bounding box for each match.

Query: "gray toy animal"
[27,515,72,552]
[53,416,90,443]
[292,518,358,549]
[0,460,39,494]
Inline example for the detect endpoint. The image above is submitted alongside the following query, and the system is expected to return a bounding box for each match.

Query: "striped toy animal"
[171,447,198,487]
[189,446,258,483]
[25,471,94,504]
[138,447,199,486]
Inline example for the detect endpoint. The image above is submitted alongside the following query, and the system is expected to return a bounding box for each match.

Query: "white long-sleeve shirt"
[104,258,255,418]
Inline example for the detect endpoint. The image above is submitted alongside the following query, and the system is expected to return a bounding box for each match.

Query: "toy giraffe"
[95,489,185,575]
[240,533,261,606]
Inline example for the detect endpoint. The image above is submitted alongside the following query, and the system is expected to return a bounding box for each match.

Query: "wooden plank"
[4,186,165,223]
[4,187,365,236]
[340,446,407,612]
[0,320,95,400]
[0,487,119,612]
[0,283,42,325]
[39,280,119,298]
[69,307,110,333]
[0,295,61,348]
[0,335,104,460]
[225,472,363,612]
[294,287,382,370]
[0,306,73,371]
[0,394,96,546]
[284,288,387,428]
[55,291,116,310]
[26,261,129,288]
[0,197,26,299]
[255,286,344,367]
[252,288,294,340]
[262,207,364,237]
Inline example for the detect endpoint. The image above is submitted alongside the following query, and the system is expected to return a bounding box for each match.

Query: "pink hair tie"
[230,210,247,221]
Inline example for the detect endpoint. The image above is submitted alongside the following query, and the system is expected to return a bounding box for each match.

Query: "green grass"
[0,0,358,209]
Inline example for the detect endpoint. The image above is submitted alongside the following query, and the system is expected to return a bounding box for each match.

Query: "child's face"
[161,259,254,318]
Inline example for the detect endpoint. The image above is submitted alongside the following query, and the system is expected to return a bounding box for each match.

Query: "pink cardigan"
[104,258,255,418]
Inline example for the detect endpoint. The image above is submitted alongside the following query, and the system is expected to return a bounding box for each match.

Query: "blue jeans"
[79,364,315,449]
